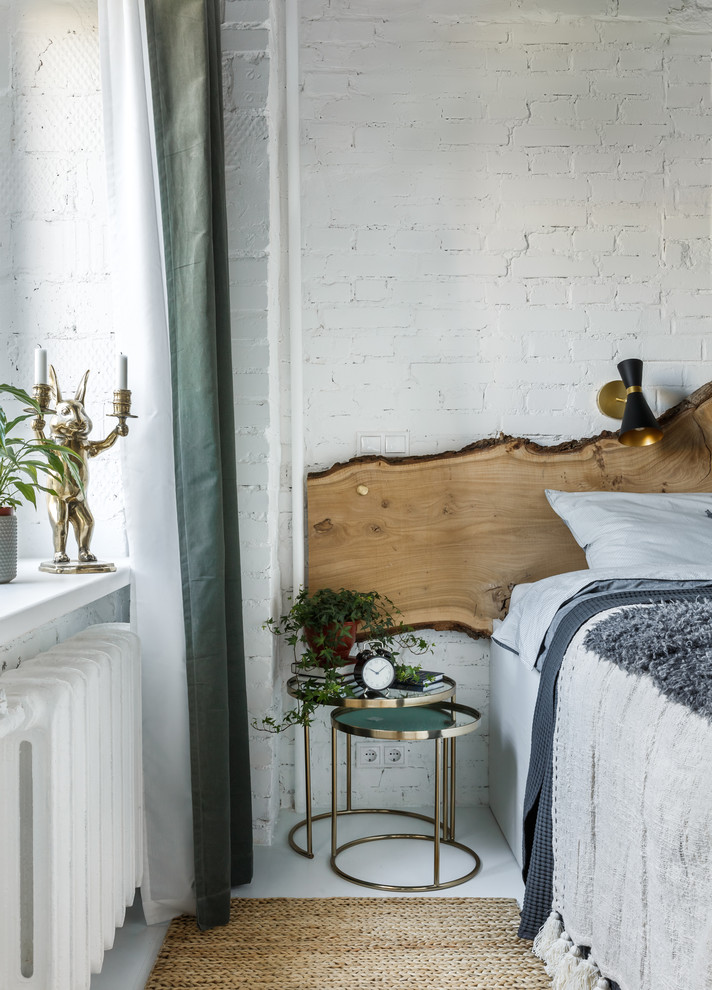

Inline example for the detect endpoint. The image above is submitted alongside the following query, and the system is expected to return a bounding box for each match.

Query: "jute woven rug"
[145,897,549,989]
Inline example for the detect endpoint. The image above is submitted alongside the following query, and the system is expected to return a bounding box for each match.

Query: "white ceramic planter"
[0,511,18,583]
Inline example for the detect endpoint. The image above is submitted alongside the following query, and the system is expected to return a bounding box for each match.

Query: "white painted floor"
[90,806,523,990]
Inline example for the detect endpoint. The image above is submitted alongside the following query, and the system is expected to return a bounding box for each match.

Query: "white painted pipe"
[286,0,306,815]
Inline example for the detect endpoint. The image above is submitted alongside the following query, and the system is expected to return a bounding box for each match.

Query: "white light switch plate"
[384,433,408,455]
[356,431,410,456]
[357,434,382,455]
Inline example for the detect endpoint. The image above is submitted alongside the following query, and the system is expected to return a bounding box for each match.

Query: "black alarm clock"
[353,648,397,694]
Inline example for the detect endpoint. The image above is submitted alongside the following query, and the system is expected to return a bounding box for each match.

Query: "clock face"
[356,651,396,691]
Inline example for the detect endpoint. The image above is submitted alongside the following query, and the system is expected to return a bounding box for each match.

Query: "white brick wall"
[0,0,283,846]
[5,0,712,843]
[0,0,130,718]
[222,0,285,843]
[0,1,125,562]
[290,4,712,816]
[298,3,712,455]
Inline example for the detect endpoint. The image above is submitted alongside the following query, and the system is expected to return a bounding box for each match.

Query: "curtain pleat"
[99,0,196,924]
[143,0,253,929]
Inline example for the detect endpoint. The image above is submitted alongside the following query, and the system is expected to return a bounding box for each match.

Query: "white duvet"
[550,606,712,990]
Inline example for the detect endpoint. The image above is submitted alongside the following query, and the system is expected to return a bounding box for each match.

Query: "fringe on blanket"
[532,911,611,990]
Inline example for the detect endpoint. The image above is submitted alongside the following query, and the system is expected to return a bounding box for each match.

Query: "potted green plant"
[257,587,432,732]
[0,384,83,583]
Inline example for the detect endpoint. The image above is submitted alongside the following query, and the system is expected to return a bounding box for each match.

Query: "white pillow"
[545,490,712,569]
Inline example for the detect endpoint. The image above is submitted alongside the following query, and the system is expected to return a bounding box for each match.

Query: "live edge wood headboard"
[306,381,712,640]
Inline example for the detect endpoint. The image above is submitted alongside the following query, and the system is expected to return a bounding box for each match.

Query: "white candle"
[35,346,48,385]
[117,353,128,390]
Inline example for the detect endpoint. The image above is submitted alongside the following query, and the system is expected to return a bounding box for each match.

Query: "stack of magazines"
[290,664,445,697]
[290,663,365,697]
[395,670,444,693]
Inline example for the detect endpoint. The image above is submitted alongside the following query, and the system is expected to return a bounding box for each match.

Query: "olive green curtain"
[143,0,253,929]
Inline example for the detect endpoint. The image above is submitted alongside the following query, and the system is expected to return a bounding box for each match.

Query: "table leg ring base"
[289,807,439,858]
[330,831,481,892]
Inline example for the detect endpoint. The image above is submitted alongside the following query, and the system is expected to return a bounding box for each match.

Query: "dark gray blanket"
[518,585,712,945]
[583,597,712,721]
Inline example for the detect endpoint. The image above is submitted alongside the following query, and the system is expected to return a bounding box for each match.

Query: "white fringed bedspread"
[550,610,712,990]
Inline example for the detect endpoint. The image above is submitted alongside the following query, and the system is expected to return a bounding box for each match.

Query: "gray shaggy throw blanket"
[583,598,712,721]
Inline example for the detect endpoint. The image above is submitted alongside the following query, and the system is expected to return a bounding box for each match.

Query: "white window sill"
[0,558,131,644]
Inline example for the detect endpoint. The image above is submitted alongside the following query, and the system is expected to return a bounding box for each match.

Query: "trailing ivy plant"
[256,587,432,733]
[0,384,84,509]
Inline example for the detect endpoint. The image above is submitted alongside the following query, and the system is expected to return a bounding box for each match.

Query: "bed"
[495,560,712,990]
[489,628,539,870]
[306,380,712,990]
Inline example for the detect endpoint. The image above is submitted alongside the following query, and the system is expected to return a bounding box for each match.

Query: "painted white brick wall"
[0,3,129,860]
[222,0,285,843]
[286,4,712,815]
[0,0,283,846]
[0,0,126,563]
[5,0,712,842]
[0,0,283,845]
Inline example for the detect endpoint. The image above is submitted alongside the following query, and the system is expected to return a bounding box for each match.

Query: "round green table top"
[331,702,480,740]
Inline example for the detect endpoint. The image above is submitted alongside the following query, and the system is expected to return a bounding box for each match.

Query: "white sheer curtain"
[98,0,196,924]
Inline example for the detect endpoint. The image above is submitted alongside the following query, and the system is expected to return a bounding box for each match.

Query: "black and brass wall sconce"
[597,358,663,447]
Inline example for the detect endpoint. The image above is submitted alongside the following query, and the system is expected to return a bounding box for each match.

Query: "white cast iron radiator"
[0,623,142,990]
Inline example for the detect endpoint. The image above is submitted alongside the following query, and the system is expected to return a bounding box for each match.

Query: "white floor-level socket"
[90,806,523,989]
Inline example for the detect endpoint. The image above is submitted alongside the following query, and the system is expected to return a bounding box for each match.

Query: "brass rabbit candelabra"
[31,365,136,574]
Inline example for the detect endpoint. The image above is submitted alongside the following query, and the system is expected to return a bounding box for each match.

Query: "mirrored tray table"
[329,702,482,890]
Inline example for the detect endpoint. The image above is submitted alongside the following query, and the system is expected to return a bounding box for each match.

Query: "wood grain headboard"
[307,382,712,639]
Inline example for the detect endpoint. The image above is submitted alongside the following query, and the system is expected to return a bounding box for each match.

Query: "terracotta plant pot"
[304,621,359,666]
[0,506,18,584]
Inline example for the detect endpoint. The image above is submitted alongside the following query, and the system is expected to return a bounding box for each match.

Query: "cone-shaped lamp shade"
[617,359,663,447]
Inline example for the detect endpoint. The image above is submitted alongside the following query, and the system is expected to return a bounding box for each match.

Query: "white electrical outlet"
[356,742,382,767]
[383,743,406,766]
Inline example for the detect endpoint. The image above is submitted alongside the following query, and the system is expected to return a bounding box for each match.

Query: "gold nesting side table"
[330,703,481,891]
[287,675,481,891]
[287,675,458,860]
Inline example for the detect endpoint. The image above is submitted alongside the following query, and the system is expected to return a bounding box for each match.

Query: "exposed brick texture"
[3,0,712,842]
[294,4,712,815]
[222,0,283,842]
[0,1,125,563]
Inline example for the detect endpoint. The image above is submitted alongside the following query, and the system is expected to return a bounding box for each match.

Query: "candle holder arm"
[29,383,53,439]
[86,426,125,458]
[87,389,136,456]
[32,417,48,441]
